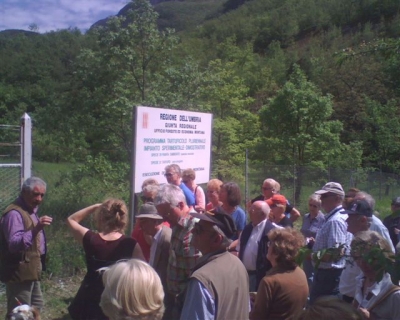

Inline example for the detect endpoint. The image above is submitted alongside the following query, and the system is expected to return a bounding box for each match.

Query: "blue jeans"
[309,268,343,304]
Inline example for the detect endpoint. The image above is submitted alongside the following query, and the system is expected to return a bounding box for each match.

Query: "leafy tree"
[200,59,257,181]
[71,0,178,161]
[90,0,178,102]
[361,98,400,174]
[258,65,346,200]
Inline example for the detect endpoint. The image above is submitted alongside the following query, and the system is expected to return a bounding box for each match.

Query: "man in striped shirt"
[154,184,201,318]
[310,182,351,304]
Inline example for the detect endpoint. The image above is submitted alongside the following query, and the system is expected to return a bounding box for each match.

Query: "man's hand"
[38,215,53,228]
[358,307,370,319]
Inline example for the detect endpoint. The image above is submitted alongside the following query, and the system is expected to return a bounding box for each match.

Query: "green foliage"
[259,64,343,167]
[361,98,400,172]
[351,237,397,282]
[200,58,256,181]
[296,243,347,269]
[299,232,400,285]
[67,0,181,162]
[45,232,85,277]
[58,154,130,206]
[156,0,225,31]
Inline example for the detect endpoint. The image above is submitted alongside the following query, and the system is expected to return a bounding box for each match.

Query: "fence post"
[20,113,32,184]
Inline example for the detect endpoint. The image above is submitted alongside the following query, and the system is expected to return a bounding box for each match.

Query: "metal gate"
[0,113,32,212]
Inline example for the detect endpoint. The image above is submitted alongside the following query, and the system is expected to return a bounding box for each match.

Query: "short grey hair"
[154,184,186,207]
[165,164,181,177]
[355,191,376,210]
[21,177,46,193]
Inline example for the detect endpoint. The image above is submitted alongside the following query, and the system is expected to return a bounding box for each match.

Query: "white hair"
[153,184,186,207]
[100,259,164,320]
[263,178,280,192]
[355,191,376,210]
[21,176,46,193]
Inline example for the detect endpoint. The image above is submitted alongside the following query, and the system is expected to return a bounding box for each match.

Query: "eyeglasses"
[320,193,335,199]
[164,173,174,177]
[141,196,153,203]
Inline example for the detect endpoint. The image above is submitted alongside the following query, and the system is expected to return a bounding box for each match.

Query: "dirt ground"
[0,275,82,320]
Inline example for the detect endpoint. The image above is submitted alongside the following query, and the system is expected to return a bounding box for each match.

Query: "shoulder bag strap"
[368,285,400,312]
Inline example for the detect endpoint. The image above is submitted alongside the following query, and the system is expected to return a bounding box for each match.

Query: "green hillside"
[0,0,399,183]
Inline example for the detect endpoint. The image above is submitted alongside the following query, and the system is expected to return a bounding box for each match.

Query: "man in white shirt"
[237,201,281,291]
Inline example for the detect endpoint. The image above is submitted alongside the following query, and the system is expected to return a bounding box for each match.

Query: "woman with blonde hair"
[182,168,206,211]
[205,178,223,211]
[100,259,165,320]
[67,199,144,320]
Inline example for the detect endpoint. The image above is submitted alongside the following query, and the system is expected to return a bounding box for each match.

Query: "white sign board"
[133,106,213,191]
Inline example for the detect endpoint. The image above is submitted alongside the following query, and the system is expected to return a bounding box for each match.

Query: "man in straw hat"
[136,202,171,289]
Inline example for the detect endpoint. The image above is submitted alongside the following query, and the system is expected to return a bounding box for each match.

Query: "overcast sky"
[0,0,127,33]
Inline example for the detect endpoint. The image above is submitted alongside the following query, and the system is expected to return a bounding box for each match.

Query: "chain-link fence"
[247,164,400,213]
[0,165,20,213]
[0,124,21,212]
[0,124,22,315]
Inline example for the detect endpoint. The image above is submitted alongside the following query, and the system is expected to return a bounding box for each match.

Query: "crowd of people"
[1,169,400,320]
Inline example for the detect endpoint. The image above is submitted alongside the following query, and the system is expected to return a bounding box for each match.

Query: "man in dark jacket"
[238,200,281,291]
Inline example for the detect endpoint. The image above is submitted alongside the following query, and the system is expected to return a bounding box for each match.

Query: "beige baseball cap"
[314,182,345,196]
